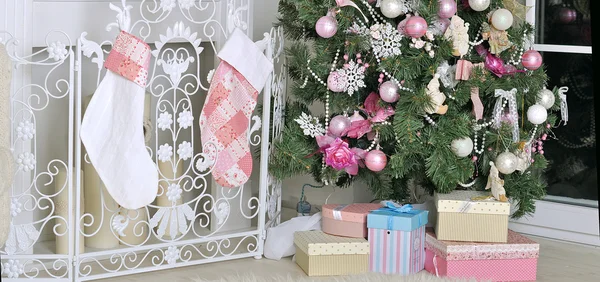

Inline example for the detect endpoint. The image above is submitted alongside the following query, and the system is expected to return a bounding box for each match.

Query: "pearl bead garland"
[307,59,327,87]
[325,92,330,129]
[331,48,340,72]
[526,126,538,144]
[361,0,385,25]
[508,33,528,66]
[424,114,436,126]
[366,131,380,152]
[466,25,483,55]
[299,76,309,88]
[321,91,332,185]
[473,119,493,155]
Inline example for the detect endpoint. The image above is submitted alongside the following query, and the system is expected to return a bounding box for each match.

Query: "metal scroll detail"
[1,29,75,279]
[0,1,289,281]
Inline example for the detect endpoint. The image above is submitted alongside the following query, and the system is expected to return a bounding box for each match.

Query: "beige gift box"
[294,230,369,276]
[434,191,510,243]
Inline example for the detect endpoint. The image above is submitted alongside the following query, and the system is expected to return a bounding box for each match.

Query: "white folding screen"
[0,0,286,280]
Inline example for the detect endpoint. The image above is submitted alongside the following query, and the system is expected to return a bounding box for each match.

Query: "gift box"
[321,203,381,238]
[434,190,510,243]
[293,230,369,276]
[424,228,539,281]
[367,204,429,275]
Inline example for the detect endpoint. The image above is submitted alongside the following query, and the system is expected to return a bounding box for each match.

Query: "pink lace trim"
[425,228,539,261]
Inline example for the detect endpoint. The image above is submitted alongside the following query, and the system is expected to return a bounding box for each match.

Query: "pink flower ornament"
[317,137,366,175]
[346,120,372,139]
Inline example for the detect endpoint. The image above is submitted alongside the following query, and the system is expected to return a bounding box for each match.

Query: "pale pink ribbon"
[336,0,369,22]
[471,87,484,121]
[455,59,485,81]
[432,253,440,277]
[455,60,473,81]
[455,59,484,120]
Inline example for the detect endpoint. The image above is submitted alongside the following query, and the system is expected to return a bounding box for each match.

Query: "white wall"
[252,0,375,214]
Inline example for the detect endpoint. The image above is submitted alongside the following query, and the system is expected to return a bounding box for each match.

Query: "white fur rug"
[193,272,484,282]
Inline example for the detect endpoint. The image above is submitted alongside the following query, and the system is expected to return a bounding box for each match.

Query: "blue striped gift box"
[369,226,426,275]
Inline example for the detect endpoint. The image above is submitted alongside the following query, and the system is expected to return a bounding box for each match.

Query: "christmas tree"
[271,0,569,218]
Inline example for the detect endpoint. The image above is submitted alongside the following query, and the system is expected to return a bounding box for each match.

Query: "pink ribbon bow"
[476,45,525,78]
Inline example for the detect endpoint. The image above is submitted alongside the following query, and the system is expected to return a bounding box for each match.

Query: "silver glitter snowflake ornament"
[370,23,402,58]
[295,112,326,137]
[338,60,366,96]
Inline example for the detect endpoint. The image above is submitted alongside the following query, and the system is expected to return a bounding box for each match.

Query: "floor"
[106,235,600,282]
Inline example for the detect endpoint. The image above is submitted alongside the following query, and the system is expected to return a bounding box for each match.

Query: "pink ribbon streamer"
[455,59,485,81]
[471,87,484,121]
[455,59,473,81]
[336,0,369,22]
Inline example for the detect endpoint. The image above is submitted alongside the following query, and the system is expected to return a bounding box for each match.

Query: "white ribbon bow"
[436,61,458,89]
[558,86,569,125]
[493,88,519,142]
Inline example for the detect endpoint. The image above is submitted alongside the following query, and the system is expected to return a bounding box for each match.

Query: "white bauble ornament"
[380,0,405,19]
[495,151,518,175]
[468,0,491,12]
[491,8,513,31]
[527,104,548,125]
[537,89,556,109]
[451,137,474,158]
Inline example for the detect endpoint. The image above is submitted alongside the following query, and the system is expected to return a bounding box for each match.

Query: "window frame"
[510,0,599,246]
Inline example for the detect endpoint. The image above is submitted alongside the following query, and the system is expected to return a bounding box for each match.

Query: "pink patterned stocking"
[199,29,272,188]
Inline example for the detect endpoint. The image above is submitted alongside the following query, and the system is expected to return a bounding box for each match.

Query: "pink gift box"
[424,228,539,281]
[322,203,380,238]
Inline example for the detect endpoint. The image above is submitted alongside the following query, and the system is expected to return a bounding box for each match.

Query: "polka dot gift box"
[293,230,369,276]
[434,190,510,243]
[424,228,539,281]
[321,203,381,238]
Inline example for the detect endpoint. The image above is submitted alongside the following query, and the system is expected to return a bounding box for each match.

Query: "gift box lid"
[322,203,381,223]
[294,230,369,256]
[425,228,539,261]
[367,204,428,231]
[434,190,510,215]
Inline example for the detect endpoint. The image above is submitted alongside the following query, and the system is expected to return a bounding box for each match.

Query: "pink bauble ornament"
[379,81,400,103]
[405,16,428,38]
[438,17,451,33]
[522,50,543,70]
[397,15,411,35]
[327,71,347,92]
[316,15,338,38]
[365,150,387,172]
[438,0,457,19]
[329,115,351,137]
[558,7,577,24]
